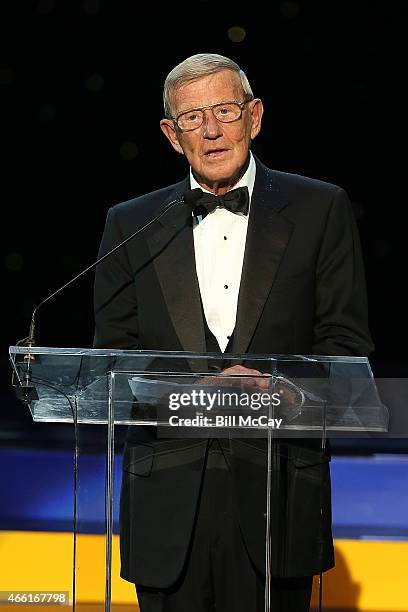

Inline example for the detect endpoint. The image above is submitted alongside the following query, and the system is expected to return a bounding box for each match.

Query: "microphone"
[13,187,202,399]
[16,188,202,349]
[12,188,203,402]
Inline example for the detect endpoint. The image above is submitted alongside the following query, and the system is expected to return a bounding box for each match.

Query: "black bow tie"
[192,186,250,218]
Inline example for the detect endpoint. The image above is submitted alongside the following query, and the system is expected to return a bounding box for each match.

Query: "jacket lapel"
[232,161,294,354]
[146,179,206,357]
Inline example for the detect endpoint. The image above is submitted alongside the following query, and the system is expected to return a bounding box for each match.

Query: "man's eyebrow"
[176,100,239,115]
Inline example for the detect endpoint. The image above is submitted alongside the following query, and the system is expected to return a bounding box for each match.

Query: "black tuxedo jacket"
[94,157,374,587]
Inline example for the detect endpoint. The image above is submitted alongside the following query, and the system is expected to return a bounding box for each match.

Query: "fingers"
[220,365,271,389]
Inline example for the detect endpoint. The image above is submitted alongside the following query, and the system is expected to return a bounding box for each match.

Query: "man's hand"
[198,364,272,389]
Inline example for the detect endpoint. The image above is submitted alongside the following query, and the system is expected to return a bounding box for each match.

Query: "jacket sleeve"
[93,206,139,349]
[312,187,374,357]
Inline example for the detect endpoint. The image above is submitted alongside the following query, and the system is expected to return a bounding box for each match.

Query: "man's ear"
[160,119,185,155]
[249,98,264,140]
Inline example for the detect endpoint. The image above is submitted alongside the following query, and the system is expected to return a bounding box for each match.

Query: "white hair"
[163,53,254,118]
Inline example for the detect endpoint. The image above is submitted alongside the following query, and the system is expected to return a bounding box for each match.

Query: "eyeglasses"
[173,99,252,132]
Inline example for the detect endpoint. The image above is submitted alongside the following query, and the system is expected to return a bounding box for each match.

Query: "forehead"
[172,70,243,113]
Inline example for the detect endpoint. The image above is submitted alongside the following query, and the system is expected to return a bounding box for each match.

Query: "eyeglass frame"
[172,97,254,132]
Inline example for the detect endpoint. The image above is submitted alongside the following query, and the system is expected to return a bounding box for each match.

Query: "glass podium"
[9,346,388,611]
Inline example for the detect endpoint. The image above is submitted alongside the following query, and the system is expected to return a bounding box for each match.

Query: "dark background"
[1,1,405,447]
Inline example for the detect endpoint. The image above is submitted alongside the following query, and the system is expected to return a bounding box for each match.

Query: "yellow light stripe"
[1,532,407,609]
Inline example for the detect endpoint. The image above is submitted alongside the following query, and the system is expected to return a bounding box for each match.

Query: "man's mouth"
[204,149,228,158]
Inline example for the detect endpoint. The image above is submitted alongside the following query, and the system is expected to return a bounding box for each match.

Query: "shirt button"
[224,284,228,289]
[224,236,227,240]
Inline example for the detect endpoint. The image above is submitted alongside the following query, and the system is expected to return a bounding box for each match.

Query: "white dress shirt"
[190,153,256,352]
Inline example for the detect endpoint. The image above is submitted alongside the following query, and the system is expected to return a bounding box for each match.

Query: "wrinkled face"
[160,70,263,194]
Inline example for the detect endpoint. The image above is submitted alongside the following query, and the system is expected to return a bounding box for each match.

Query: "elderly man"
[94,53,373,612]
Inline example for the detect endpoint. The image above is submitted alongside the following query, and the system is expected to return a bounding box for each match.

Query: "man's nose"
[202,109,222,138]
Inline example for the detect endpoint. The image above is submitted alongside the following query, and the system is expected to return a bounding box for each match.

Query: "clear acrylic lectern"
[9,346,388,612]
